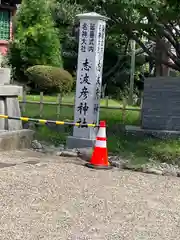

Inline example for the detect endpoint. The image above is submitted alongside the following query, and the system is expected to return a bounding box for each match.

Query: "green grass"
[20,94,180,166]
[108,134,180,165]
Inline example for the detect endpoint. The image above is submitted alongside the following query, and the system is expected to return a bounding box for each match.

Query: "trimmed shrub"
[26,65,73,94]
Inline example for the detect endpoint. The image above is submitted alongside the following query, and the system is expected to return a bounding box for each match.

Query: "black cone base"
[85,162,113,170]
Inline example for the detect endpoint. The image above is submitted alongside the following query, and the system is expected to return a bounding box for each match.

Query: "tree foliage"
[50,0,83,75]
[8,0,62,83]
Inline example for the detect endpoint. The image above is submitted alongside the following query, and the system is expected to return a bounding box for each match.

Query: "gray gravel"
[0,150,180,239]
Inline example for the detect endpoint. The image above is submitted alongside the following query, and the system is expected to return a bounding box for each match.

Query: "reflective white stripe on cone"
[95,140,107,148]
[96,127,106,138]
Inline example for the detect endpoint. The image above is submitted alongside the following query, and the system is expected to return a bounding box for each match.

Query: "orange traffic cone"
[85,121,113,170]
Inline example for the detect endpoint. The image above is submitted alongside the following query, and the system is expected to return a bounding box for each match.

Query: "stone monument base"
[125,125,180,139]
[0,85,22,131]
[0,129,34,151]
[66,136,95,149]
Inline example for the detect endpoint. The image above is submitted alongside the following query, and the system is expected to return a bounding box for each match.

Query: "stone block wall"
[0,68,22,131]
[142,77,180,131]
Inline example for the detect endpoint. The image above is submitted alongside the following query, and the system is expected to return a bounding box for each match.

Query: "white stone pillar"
[67,12,108,148]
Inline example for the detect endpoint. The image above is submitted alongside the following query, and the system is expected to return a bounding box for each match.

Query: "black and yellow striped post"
[0,114,99,128]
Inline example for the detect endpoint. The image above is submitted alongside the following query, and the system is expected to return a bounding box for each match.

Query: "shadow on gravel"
[60,157,87,167]
[0,163,16,168]
[23,160,40,165]
[0,160,41,169]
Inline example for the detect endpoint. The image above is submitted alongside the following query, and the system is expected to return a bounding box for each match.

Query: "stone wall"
[142,77,180,131]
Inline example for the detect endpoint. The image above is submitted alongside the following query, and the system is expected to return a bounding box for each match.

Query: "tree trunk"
[154,38,170,76]
[101,83,106,98]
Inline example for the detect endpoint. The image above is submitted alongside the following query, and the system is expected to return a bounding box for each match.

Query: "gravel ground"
[0,150,180,240]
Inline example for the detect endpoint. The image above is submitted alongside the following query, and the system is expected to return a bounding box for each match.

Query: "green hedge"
[26,65,73,94]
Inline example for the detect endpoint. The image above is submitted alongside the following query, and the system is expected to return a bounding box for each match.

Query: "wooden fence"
[19,91,141,121]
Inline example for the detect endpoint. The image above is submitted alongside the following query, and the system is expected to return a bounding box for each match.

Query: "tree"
[8,0,62,83]
[51,0,151,97]
[109,0,180,73]
[75,0,180,75]
[52,0,133,95]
